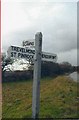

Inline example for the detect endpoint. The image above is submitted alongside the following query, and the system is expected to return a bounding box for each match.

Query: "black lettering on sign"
[23,41,34,46]
[53,56,56,59]
[27,42,34,46]
[42,54,50,59]
[11,46,16,51]
[17,52,34,60]
[25,49,35,54]
[21,48,25,53]
[42,54,44,58]
[18,47,22,52]
[14,46,17,52]
[11,52,17,57]
[11,46,14,51]
[18,53,21,57]
[14,52,17,57]
[11,52,14,57]
[42,54,56,60]
[11,46,35,54]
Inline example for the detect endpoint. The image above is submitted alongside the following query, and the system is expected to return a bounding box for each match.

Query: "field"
[2,76,79,118]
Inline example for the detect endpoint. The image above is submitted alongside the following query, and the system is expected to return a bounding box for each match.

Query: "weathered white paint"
[32,32,42,118]
[7,46,57,62]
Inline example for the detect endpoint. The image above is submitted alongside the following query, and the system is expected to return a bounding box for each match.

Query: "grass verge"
[2,76,79,118]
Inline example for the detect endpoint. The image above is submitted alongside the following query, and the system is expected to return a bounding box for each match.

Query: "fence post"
[32,32,42,119]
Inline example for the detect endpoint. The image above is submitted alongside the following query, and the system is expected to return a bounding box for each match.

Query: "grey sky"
[1,0,78,65]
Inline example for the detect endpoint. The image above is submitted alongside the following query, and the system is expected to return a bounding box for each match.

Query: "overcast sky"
[1,0,78,65]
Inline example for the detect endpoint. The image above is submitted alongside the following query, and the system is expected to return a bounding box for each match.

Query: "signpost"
[7,46,57,62]
[32,32,42,118]
[7,32,57,119]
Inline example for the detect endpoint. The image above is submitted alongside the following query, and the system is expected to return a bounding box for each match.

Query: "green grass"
[2,76,79,118]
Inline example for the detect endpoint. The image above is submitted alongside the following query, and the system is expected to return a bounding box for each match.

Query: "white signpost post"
[32,32,42,118]
[7,32,57,119]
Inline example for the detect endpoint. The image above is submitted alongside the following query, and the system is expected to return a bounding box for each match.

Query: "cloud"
[2,0,78,2]
[1,1,77,65]
[57,49,77,66]
[1,2,34,36]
